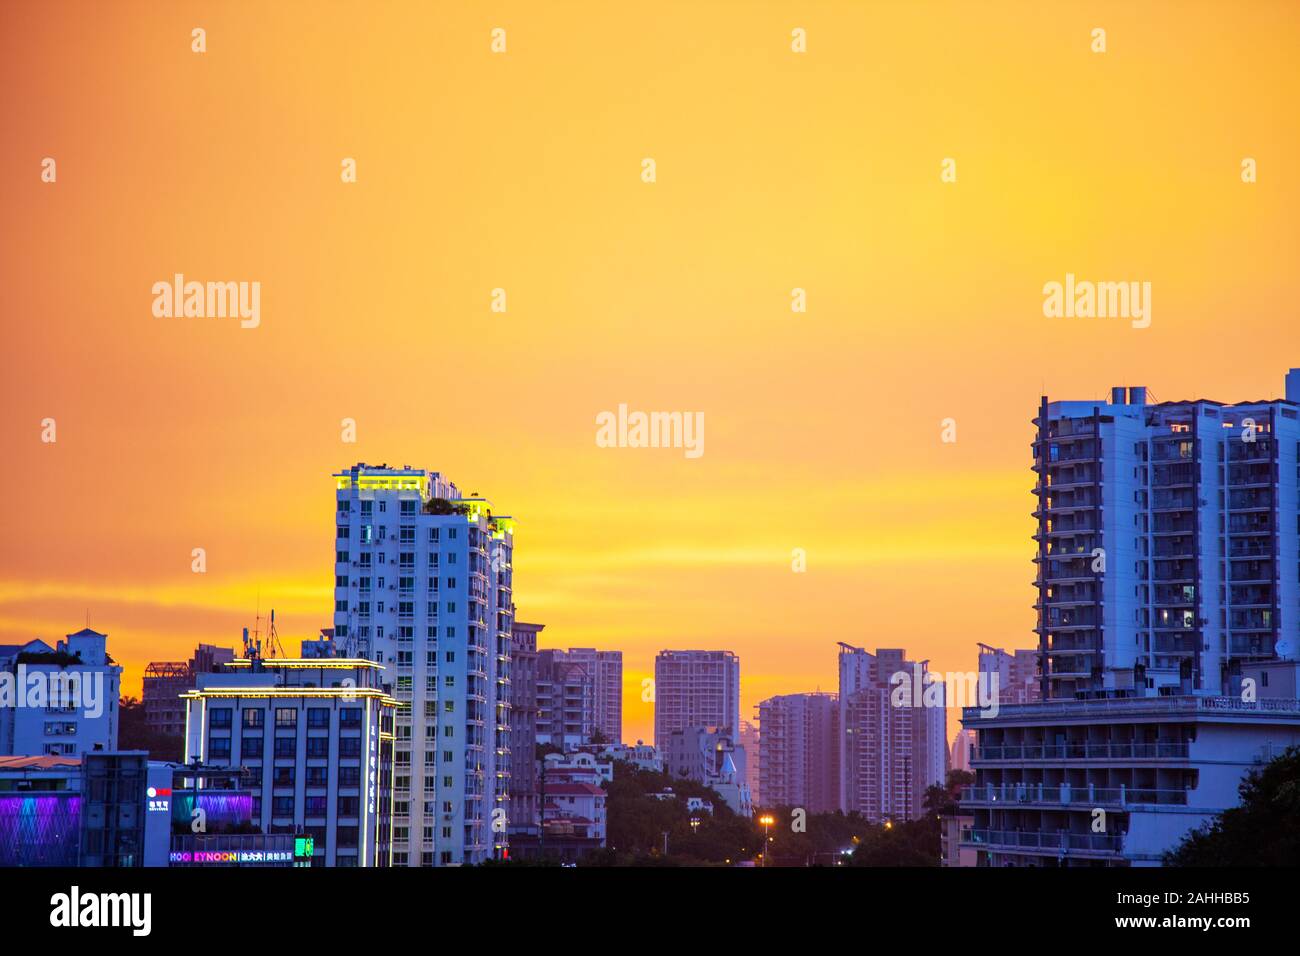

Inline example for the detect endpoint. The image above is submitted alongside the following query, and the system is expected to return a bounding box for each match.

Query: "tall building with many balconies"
[565,648,623,744]
[1033,375,1300,698]
[961,371,1300,866]
[837,645,946,821]
[507,621,541,842]
[535,649,594,748]
[757,692,838,813]
[654,650,741,745]
[331,464,515,866]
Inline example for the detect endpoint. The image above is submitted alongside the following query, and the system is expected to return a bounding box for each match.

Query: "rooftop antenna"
[266,608,286,659]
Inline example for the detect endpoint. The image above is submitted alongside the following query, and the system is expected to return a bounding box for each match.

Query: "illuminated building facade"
[183,657,397,867]
[332,464,515,866]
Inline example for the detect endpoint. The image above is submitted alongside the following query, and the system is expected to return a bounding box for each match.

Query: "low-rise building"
[0,629,122,758]
[143,643,235,737]
[182,655,397,867]
[663,725,752,816]
[960,691,1300,866]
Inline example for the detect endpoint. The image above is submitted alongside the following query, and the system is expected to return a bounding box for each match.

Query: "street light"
[758,814,775,867]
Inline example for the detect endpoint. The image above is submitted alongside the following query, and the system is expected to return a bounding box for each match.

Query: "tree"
[1165,746,1300,866]
[118,696,184,762]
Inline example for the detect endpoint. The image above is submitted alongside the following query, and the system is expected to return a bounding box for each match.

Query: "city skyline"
[5,2,1300,749]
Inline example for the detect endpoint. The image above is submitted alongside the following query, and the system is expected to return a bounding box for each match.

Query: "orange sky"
[2,1,1298,745]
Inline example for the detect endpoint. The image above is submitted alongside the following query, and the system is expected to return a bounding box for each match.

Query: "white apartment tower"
[332,464,515,866]
[654,650,741,745]
[960,371,1300,866]
[1034,374,1300,698]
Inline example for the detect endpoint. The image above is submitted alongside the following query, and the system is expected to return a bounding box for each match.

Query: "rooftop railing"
[961,828,1124,853]
[963,695,1300,722]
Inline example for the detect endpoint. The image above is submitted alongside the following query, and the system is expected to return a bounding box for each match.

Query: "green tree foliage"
[118,695,184,762]
[598,761,761,865]
[1165,745,1300,866]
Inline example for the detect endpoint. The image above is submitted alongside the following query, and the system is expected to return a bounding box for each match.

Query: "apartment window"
[272,796,294,817]
[209,737,231,760]
[275,708,298,728]
[340,707,362,729]
[210,708,233,730]
[339,766,361,787]
[361,501,373,515]
[273,766,295,787]
[307,766,328,787]
[336,550,349,563]
[428,528,440,543]
[307,737,329,758]
[400,500,417,515]
[241,736,264,758]
[339,737,362,759]
[307,708,330,729]
[305,796,327,817]
[242,709,264,729]
[274,738,297,759]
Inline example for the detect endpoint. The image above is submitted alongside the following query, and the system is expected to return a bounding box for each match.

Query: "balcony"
[962,828,1124,854]
[975,741,1189,761]
[961,783,1189,808]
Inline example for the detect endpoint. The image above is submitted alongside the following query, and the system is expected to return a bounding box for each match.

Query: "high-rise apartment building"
[535,649,595,747]
[331,463,515,865]
[757,693,838,813]
[654,650,741,745]
[837,645,946,822]
[508,621,541,841]
[1033,377,1300,698]
[976,644,1041,706]
[565,648,623,744]
[961,371,1300,866]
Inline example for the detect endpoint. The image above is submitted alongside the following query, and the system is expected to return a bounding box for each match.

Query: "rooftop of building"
[0,755,82,771]
[962,694,1300,726]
